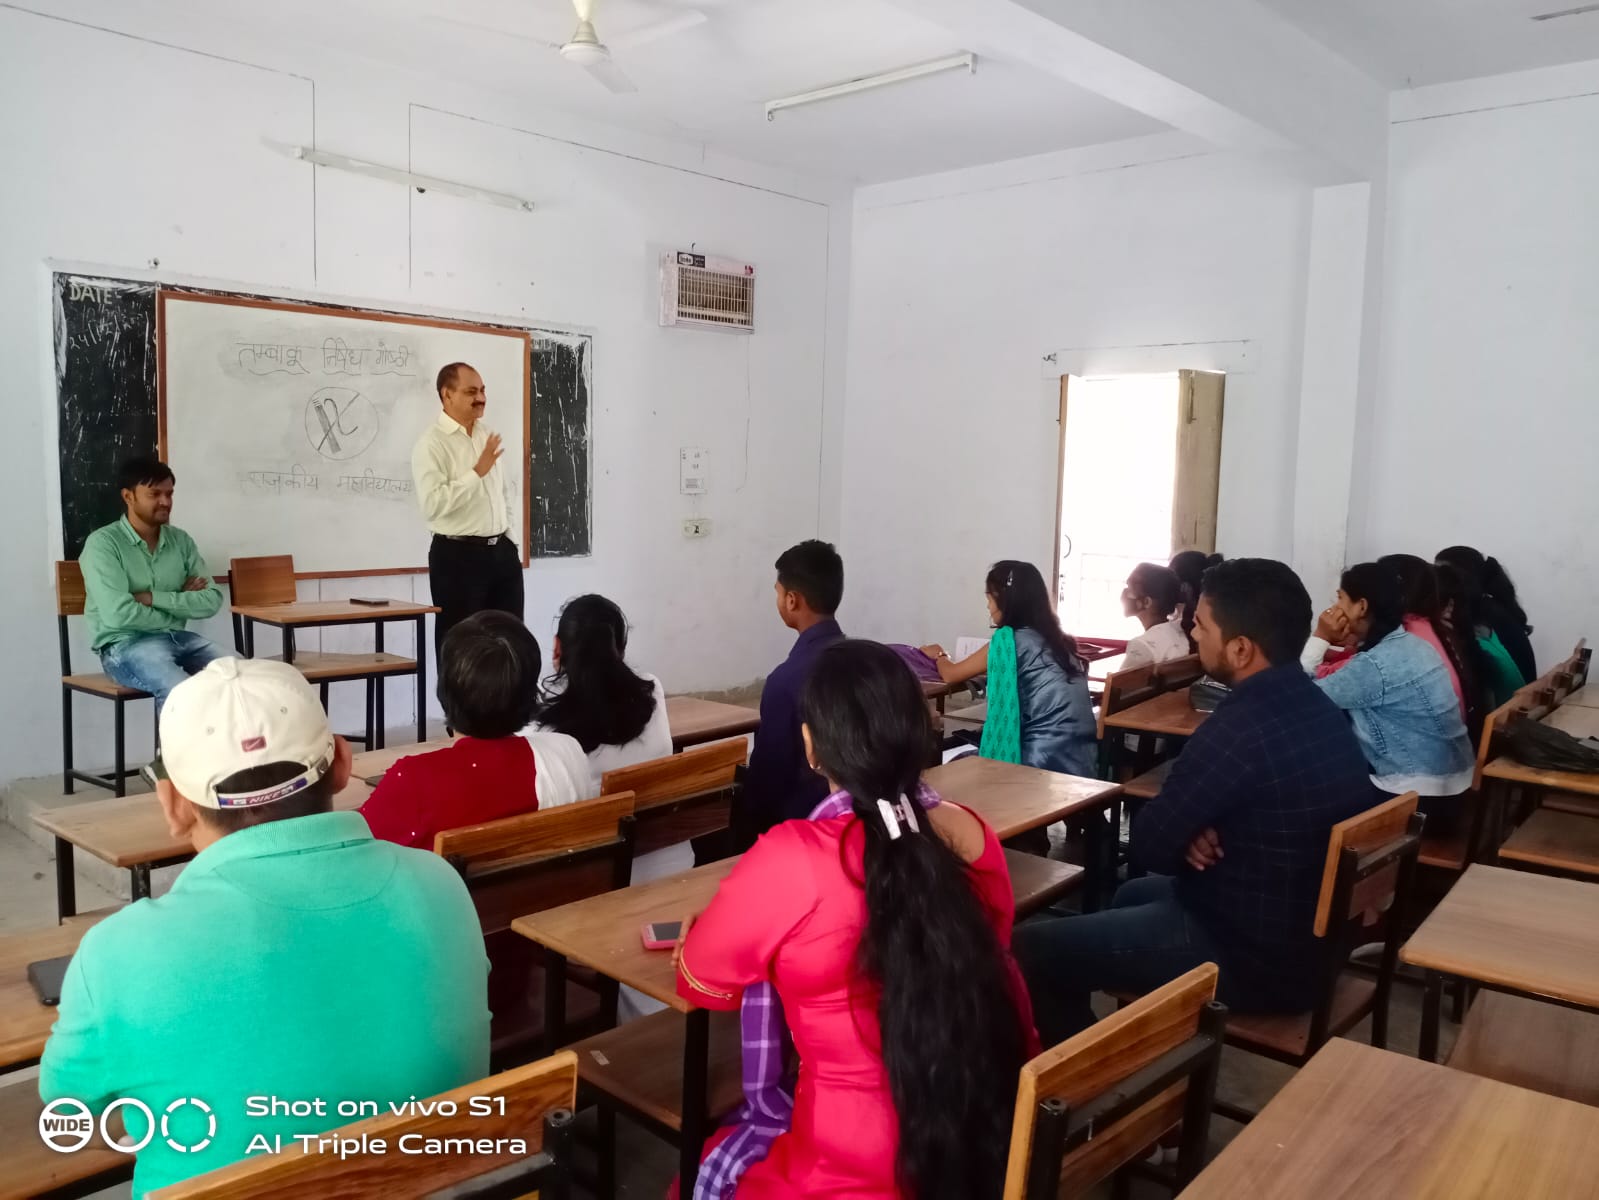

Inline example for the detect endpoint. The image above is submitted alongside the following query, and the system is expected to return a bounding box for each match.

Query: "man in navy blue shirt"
[731,540,846,848]
[1016,558,1374,1043]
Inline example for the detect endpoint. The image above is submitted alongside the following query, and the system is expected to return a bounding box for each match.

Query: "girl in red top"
[675,639,1037,1200]
[359,611,545,851]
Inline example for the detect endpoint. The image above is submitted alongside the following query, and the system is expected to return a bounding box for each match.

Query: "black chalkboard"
[54,276,161,561]
[52,273,592,562]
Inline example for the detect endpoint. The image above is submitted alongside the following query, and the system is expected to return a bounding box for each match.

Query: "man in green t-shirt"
[40,657,490,1198]
[78,456,228,707]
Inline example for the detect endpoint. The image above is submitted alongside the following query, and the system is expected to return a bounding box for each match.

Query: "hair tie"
[896,795,921,834]
[876,798,903,841]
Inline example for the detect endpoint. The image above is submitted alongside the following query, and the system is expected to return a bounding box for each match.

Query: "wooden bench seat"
[1123,760,1172,801]
[570,1008,744,1134]
[252,650,418,681]
[1499,809,1599,880]
[1448,991,1599,1107]
[1544,792,1599,819]
[60,673,147,700]
[0,1080,131,1200]
[1224,976,1376,1059]
[1004,850,1084,918]
[1419,826,1472,872]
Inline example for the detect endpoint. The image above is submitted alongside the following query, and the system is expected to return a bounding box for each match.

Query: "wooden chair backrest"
[1473,696,1530,792]
[1313,791,1419,937]
[227,555,297,607]
[1002,964,1220,1200]
[56,560,88,617]
[1152,653,1204,692]
[600,738,748,811]
[434,792,636,935]
[152,1051,578,1199]
[1096,661,1158,739]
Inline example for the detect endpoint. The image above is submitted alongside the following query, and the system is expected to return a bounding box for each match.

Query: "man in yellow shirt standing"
[410,362,522,658]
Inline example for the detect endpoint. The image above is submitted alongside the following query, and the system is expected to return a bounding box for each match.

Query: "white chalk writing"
[238,344,310,376]
[336,469,413,500]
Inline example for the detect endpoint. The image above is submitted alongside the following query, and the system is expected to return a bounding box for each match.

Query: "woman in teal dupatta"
[922,560,1097,777]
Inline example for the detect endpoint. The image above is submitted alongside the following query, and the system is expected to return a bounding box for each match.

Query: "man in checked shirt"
[1017,558,1373,1043]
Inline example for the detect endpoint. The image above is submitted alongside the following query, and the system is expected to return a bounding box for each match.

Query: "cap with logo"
[159,657,336,808]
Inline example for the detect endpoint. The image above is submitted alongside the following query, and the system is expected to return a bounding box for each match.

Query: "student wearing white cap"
[40,658,490,1199]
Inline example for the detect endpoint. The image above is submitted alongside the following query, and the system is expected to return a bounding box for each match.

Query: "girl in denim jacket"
[1302,562,1475,830]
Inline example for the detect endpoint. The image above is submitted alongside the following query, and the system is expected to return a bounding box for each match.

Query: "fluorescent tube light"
[263,140,535,213]
[765,52,976,121]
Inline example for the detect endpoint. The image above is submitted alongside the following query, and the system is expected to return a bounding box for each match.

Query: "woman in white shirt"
[1120,563,1190,669]
[527,593,675,1020]
[526,592,673,831]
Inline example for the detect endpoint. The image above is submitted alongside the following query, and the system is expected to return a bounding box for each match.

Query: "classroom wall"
[1357,63,1599,672]
[0,6,845,786]
[839,145,1315,645]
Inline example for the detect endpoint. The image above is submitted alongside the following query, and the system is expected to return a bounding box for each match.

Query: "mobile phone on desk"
[640,921,683,951]
[350,597,391,606]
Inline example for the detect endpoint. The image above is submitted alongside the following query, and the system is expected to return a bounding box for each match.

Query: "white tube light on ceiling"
[764,52,977,122]
[263,140,535,212]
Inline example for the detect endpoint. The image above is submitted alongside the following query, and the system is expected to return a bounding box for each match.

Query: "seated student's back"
[41,659,488,1198]
[737,540,846,845]
[362,612,588,850]
[529,593,672,791]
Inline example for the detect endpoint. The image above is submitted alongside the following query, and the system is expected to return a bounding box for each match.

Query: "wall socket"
[682,518,711,538]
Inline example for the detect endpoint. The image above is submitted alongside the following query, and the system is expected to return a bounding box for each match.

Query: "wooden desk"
[33,776,373,919]
[664,697,760,752]
[925,755,1118,838]
[928,755,1122,908]
[1566,684,1599,709]
[1547,704,1599,740]
[1101,690,1207,738]
[1449,991,1599,1107]
[1401,863,1599,1060]
[1181,1037,1599,1198]
[0,913,115,1072]
[0,1079,132,1200]
[1483,752,1599,799]
[232,599,439,745]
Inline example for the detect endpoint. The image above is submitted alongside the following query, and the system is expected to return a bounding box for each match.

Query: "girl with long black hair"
[921,559,1096,777]
[1377,553,1482,738]
[673,639,1036,1200]
[1302,563,1474,826]
[1436,545,1537,682]
[529,593,670,783]
[1170,550,1224,649]
[1435,561,1527,707]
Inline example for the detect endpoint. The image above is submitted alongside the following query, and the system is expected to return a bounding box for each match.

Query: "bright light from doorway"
[1057,373,1180,638]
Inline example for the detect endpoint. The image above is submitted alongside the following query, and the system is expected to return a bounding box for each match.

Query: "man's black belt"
[434,533,510,546]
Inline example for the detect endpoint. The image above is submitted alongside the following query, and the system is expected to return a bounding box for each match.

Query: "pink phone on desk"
[640,921,683,951]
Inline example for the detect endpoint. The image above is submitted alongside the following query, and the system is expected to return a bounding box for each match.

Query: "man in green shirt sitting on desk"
[79,455,228,707]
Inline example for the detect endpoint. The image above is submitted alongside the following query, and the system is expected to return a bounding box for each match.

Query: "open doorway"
[1053,370,1225,639]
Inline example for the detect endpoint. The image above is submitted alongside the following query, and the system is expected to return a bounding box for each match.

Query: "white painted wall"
[1358,62,1599,671]
[0,6,844,785]
[840,145,1314,645]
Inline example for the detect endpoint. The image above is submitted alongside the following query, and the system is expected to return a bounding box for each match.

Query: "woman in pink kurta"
[676,639,1038,1200]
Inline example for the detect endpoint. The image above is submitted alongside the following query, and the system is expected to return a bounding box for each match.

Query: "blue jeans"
[1015,875,1237,1046]
[100,632,229,709]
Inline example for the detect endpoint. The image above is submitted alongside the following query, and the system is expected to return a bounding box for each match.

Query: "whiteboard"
[158,292,529,576]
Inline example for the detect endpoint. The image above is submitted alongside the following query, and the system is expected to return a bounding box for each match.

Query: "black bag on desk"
[1188,677,1231,713]
[1506,721,1599,774]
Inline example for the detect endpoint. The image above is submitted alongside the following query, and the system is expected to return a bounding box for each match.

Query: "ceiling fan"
[434,0,708,94]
